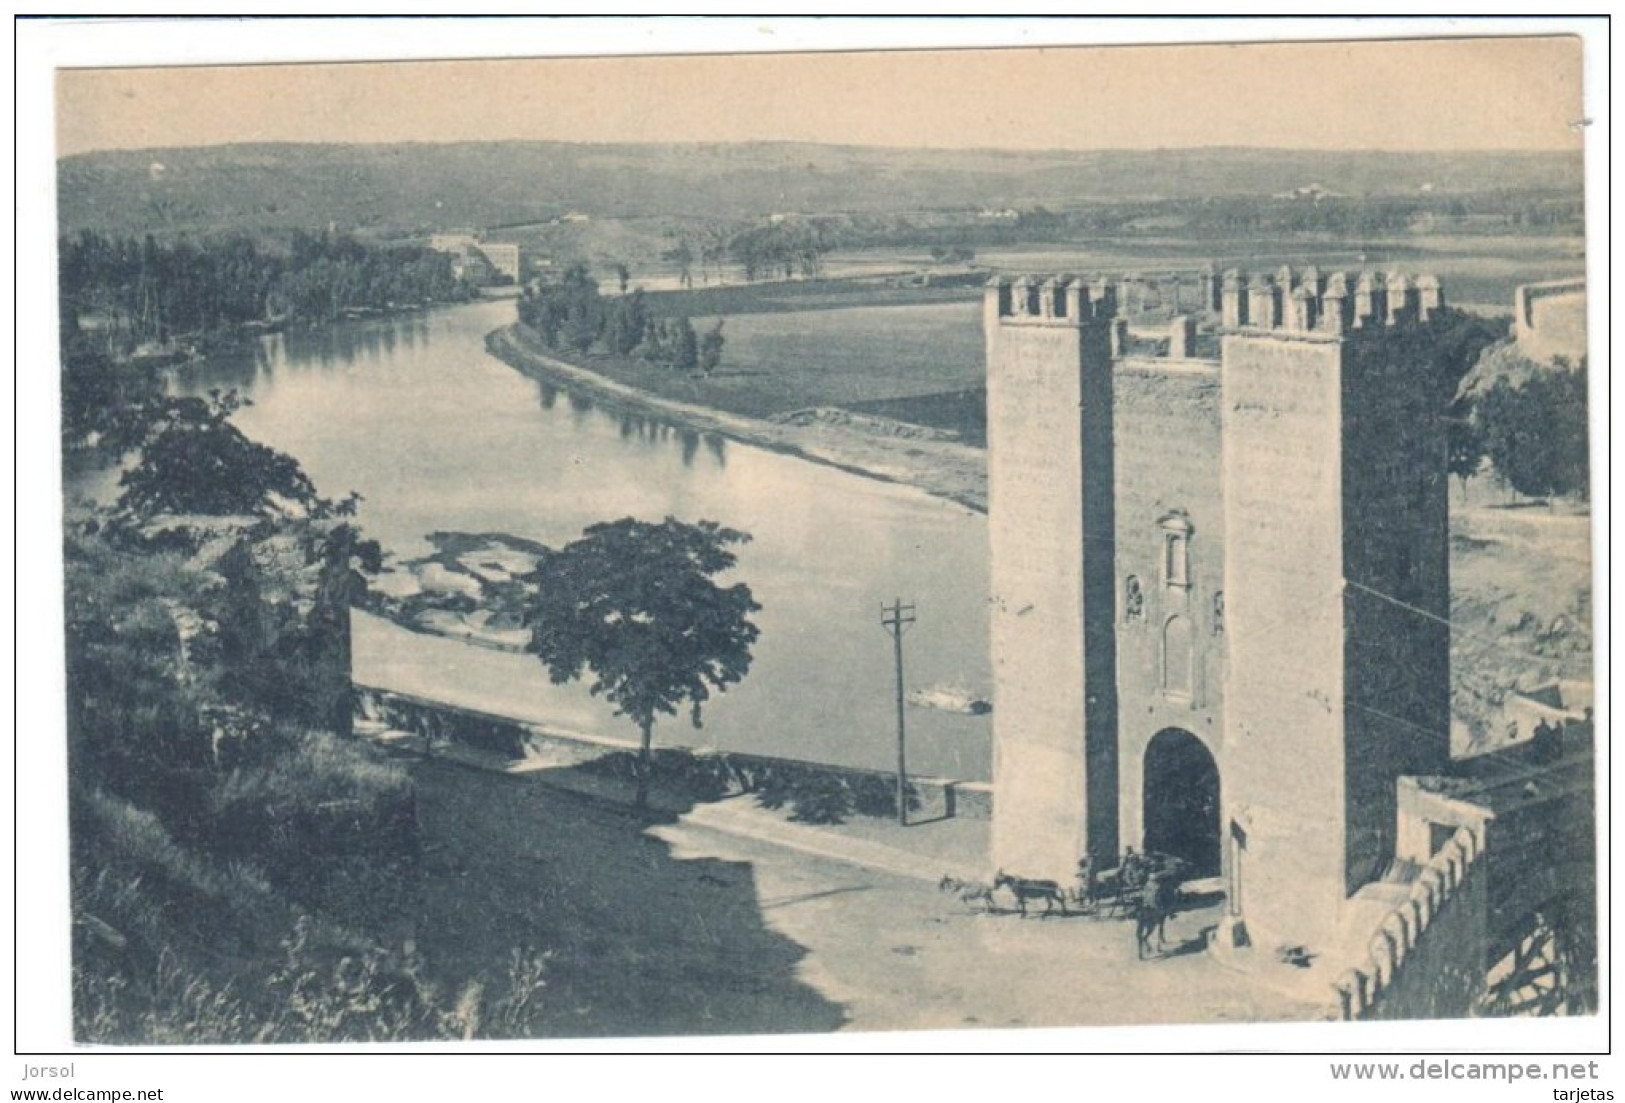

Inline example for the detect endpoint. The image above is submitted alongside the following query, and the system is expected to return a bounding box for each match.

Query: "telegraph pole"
[880,598,915,826]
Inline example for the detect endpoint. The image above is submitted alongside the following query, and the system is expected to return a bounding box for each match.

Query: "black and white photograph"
[16,15,1607,1076]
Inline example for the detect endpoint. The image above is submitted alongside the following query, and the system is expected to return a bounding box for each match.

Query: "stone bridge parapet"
[1334,823,1488,1020]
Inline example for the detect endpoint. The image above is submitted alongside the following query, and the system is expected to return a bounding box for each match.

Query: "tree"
[1445,398,1483,501]
[662,239,694,290]
[115,391,327,521]
[698,320,725,377]
[1477,364,1590,502]
[524,518,761,809]
[61,338,164,455]
[673,318,699,375]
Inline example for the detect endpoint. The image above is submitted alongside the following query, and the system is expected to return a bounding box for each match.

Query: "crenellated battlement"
[988,265,1445,342]
[985,274,1118,325]
[986,256,1456,958]
[1220,266,1445,336]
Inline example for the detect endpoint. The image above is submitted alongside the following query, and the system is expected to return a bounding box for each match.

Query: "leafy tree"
[515,271,704,371]
[557,264,604,353]
[662,239,694,289]
[1445,399,1483,501]
[602,297,643,357]
[61,338,165,455]
[113,391,327,521]
[698,320,725,377]
[1477,364,1590,501]
[58,230,466,344]
[673,318,699,375]
[524,518,761,809]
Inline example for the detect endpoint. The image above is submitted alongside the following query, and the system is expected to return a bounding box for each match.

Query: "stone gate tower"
[985,267,1452,953]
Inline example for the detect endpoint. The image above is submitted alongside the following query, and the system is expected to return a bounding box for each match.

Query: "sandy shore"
[484,324,990,514]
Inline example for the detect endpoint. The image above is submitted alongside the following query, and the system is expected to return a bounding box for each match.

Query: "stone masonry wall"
[1514,280,1587,365]
[1219,332,1350,954]
[355,685,994,821]
[985,278,1119,878]
[1339,329,1453,888]
[1110,361,1225,857]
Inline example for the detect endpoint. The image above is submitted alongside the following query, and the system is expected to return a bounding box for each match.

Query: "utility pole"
[880,598,915,826]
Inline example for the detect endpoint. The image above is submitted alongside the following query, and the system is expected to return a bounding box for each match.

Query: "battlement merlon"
[987,267,1445,338]
[985,274,1119,326]
[1218,269,1445,338]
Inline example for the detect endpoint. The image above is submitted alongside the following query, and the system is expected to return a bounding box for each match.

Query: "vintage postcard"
[22,17,1603,1062]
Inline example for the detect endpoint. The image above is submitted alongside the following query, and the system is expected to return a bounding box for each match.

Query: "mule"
[993,870,1068,918]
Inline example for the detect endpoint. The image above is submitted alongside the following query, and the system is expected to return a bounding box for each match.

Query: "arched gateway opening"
[1143,728,1221,878]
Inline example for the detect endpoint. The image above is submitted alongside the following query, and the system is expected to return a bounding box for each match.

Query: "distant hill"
[56,141,1584,237]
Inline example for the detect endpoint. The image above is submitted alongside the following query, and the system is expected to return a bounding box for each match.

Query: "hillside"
[57,141,1584,237]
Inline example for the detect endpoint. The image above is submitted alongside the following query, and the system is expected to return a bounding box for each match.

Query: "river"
[172,300,994,780]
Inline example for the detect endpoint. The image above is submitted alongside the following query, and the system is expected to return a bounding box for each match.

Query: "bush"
[573,745,922,823]
[71,786,549,1045]
[75,911,551,1045]
[207,731,416,886]
[72,786,278,960]
[576,747,732,803]
[777,771,854,824]
[850,772,919,819]
[749,760,919,825]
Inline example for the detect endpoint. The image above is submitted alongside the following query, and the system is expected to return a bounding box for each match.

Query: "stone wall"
[354,685,993,821]
[1339,328,1454,887]
[1110,360,1225,857]
[1337,824,1489,1020]
[1513,279,1587,365]
[1219,331,1351,954]
[984,277,1119,878]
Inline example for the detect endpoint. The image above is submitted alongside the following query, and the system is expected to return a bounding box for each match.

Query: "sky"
[54,27,1585,157]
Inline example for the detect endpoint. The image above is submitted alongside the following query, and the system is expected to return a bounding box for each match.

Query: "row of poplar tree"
[58,229,471,343]
[517,263,724,374]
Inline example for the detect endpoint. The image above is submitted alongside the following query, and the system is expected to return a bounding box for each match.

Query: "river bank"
[484,323,990,514]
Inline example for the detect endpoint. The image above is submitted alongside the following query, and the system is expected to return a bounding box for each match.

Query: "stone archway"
[1143,728,1221,878]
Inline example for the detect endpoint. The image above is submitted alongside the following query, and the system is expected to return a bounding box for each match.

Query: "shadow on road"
[407,759,848,1039]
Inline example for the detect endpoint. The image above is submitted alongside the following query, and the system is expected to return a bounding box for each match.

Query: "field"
[520,296,985,424]
[564,232,1577,438]
[694,301,983,413]
[495,230,1582,474]
[544,230,1583,319]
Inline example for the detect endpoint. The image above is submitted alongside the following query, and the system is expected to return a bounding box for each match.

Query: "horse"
[1135,869,1182,959]
[993,870,1068,918]
[938,874,997,913]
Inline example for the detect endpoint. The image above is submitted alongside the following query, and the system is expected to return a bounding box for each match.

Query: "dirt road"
[404,761,1326,1041]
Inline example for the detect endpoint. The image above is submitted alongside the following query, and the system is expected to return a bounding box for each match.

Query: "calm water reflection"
[173,300,993,780]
